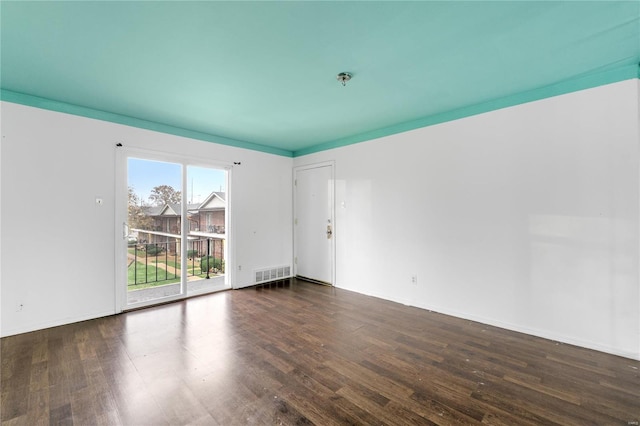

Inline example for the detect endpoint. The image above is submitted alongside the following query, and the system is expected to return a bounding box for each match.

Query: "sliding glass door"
[116,149,229,310]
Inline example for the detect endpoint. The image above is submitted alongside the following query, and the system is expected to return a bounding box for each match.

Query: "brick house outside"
[136,192,226,260]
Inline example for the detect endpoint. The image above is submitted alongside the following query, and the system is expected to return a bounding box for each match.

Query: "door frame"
[115,146,234,313]
[293,161,335,286]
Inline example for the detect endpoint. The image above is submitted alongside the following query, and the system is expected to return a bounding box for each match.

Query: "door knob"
[326,224,333,239]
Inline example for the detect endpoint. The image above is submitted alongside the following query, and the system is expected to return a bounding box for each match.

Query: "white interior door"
[294,163,334,284]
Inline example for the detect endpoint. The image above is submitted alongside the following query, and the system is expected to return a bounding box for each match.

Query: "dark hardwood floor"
[2,280,639,425]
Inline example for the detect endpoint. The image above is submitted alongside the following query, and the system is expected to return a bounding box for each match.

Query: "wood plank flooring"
[2,280,639,425]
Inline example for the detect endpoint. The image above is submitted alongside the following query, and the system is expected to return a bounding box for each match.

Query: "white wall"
[295,79,640,360]
[0,102,293,337]
[3,81,639,360]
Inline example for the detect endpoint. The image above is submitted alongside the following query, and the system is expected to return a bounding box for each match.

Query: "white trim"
[181,162,188,296]
[226,167,236,289]
[124,293,186,312]
[337,284,640,361]
[416,302,640,361]
[637,78,640,362]
[1,310,117,338]
[114,146,127,313]
[294,160,336,172]
[117,145,234,170]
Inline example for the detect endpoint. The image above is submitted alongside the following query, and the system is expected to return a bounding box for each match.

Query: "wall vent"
[254,265,292,284]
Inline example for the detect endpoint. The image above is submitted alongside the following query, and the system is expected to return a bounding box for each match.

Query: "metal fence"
[127,238,224,286]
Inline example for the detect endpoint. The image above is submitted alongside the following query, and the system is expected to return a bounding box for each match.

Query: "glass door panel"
[126,158,184,306]
[185,165,228,295]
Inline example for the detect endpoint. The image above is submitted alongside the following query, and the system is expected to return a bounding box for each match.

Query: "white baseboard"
[1,309,116,338]
[335,284,640,361]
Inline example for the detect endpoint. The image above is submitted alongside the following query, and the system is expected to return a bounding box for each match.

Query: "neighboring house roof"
[162,204,179,216]
[142,203,183,217]
[159,203,201,216]
[144,191,226,218]
[143,205,163,216]
[198,192,226,210]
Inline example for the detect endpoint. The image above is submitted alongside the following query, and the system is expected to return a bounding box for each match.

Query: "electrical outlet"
[411,275,417,285]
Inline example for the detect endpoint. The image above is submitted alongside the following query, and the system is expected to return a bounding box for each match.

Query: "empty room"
[1,1,639,425]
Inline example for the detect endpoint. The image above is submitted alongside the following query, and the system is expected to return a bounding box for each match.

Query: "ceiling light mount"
[336,72,352,86]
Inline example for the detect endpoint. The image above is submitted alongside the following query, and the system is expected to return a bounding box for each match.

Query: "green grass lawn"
[127,247,223,290]
[159,258,180,268]
[128,247,147,257]
[127,261,180,289]
[153,257,208,276]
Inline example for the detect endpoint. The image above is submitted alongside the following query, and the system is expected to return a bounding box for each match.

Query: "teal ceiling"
[1,1,639,157]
